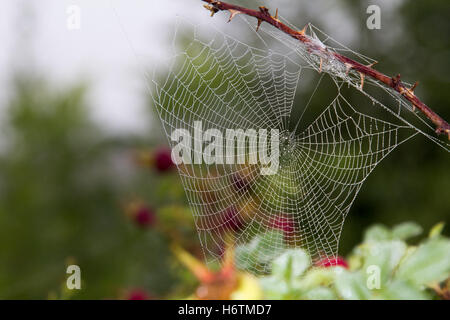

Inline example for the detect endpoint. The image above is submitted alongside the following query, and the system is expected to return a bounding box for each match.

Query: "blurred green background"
[0,0,448,299]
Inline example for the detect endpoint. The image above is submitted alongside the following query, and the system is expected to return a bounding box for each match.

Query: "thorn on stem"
[359,61,377,89]
[298,24,308,36]
[359,73,365,90]
[434,126,449,140]
[227,9,241,22]
[345,63,352,75]
[393,74,402,86]
[203,4,219,17]
[259,6,270,15]
[256,19,262,32]
[398,81,418,111]
[405,83,419,112]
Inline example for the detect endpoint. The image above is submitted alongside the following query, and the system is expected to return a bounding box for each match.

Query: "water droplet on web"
[150,17,450,273]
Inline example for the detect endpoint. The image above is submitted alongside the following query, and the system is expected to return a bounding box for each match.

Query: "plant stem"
[201,0,450,140]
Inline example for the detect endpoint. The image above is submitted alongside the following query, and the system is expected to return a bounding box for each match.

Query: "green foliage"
[340,0,450,255]
[0,78,447,300]
[0,78,181,299]
[239,222,450,300]
[1,0,449,300]
[235,230,285,272]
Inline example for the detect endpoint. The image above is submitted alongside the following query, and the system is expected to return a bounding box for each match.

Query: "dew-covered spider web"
[150,14,449,273]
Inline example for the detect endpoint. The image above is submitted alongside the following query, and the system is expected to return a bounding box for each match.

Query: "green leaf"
[256,230,285,263]
[298,268,337,290]
[260,276,289,299]
[362,240,407,284]
[304,287,337,300]
[381,280,430,300]
[235,230,285,271]
[364,224,391,242]
[392,222,422,240]
[272,249,310,282]
[397,238,450,286]
[235,240,258,270]
[335,270,372,300]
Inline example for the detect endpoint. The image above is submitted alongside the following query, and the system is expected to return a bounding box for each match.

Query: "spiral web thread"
[151,15,449,273]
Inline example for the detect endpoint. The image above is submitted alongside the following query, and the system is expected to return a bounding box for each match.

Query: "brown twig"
[202,0,450,140]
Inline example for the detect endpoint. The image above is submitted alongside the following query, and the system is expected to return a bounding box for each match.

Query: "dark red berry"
[135,207,156,228]
[316,256,349,269]
[231,173,250,192]
[126,288,150,300]
[154,147,174,172]
[220,207,244,232]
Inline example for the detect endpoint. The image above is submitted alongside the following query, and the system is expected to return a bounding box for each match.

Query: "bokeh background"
[0,0,448,299]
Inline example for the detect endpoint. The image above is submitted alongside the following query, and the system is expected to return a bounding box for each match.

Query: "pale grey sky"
[0,0,205,133]
[0,0,402,134]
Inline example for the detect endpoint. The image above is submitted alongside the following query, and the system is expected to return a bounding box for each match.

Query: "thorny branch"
[202,0,450,140]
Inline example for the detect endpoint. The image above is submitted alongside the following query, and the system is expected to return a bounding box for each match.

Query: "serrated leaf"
[381,280,430,300]
[392,222,422,240]
[397,238,450,286]
[362,240,407,284]
[272,249,310,282]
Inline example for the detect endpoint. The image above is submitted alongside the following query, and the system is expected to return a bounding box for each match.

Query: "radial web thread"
[151,15,449,273]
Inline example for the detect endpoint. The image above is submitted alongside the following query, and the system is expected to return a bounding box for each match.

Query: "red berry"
[316,256,349,269]
[154,147,174,172]
[134,207,156,228]
[126,288,150,300]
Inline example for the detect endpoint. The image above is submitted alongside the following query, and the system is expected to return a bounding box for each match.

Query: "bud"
[154,147,175,172]
[126,201,156,228]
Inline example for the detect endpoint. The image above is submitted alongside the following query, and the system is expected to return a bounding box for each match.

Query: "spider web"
[151,15,449,273]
